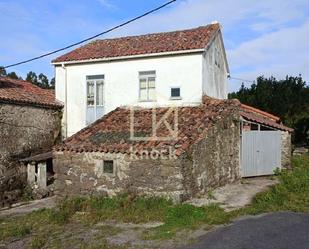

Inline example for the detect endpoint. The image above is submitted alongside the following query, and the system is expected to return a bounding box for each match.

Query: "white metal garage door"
[241,131,281,177]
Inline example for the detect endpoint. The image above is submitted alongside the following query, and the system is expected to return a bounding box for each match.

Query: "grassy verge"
[145,153,309,239]
[143,203,231,239]
[238,153,309,215]
[0,193,232,245]
[0,153,308,246]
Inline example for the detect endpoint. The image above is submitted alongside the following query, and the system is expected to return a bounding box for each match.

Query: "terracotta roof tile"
[241,104,280,122]
[240,111,293,132]
[0,77,63,108]
[52,24,220,63]
[55,97,240,155]
[240,104,293,132]
[55,96,292,155]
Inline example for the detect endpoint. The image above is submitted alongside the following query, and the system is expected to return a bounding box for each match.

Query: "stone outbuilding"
[53,97,292,202]
[0,77,62,206]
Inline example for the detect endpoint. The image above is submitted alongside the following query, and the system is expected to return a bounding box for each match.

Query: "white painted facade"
[54,32,229,138]
[202,33,229,99]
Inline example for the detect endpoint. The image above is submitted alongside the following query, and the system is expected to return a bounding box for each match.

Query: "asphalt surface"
[183,212,309,249]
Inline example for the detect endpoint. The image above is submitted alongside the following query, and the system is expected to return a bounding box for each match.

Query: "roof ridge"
[52,23,221,63]
[91,23,219,43]
[0,76,39,87]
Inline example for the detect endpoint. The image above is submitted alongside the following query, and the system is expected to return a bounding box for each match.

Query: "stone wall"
[53,151,186,202]
[0,102,62,206]
[188,114,241,196]
[54,113,241,202]
[281,131,292,169]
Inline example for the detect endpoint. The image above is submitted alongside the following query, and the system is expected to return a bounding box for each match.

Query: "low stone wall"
[281,131,292,169]
[53,151,186,202]
[0,103,62,206]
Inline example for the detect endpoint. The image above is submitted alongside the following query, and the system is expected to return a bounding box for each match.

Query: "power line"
[4,0,177,69]
[228,76,255,83]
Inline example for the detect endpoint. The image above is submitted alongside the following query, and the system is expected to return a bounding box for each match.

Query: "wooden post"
[27,162,36,185]
[38,162,47,189]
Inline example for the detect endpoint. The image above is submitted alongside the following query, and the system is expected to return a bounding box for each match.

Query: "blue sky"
[1,0,309,91]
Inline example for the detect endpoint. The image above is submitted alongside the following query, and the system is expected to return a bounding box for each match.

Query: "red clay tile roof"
[52,24,220,63]
[55,96,293,155]
[240,104,293,132]
[55,96,240,155]
[241,104,280,122]
[0,77,63,108]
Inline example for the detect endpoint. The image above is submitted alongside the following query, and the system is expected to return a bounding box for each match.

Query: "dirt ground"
[187,177,277,211]
[0,220,216,249]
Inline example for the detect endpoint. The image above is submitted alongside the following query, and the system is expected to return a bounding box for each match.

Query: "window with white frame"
[139,71,156,101]
[86,75,104,124]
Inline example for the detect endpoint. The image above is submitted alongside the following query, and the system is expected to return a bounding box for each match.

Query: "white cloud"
[228,21,309,91]
[108,0,308,36]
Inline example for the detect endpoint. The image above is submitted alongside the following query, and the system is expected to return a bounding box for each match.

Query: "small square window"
[103,160,114,174]
[171,88,181,98]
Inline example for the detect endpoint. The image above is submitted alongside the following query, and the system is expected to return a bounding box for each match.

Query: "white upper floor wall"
[54,25,229,138]
[203,32,229,99]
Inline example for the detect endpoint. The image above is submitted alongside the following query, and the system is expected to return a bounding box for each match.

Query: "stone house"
[53,97,292,202]
[51,22,292,201]
[0,77,62,206]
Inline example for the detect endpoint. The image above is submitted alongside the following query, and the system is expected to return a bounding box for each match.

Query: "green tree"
[229,75,309,145]
[0,66,22,79]
[26,71,38,85]
[25,71,54,89]
[38,73,49,88]
[1,68,55,89]
[6,72,20,79]
[0,66,7,77]
[50,77,55,89]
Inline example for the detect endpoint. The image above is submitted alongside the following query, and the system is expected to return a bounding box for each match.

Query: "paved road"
[183,212,309,249]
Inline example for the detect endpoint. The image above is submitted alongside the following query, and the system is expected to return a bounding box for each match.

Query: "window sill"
[138,100,157,102]
[103,172,115,177]
[170,97,182,100]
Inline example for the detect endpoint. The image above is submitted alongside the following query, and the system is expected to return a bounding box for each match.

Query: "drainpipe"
[62,63,68,138]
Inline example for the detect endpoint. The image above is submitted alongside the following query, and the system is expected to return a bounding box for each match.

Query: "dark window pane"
[103,160,114,174]
[86,75,104,80]
[87,81,95,106]
[171,88,180,97]
[139,71,156,77]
